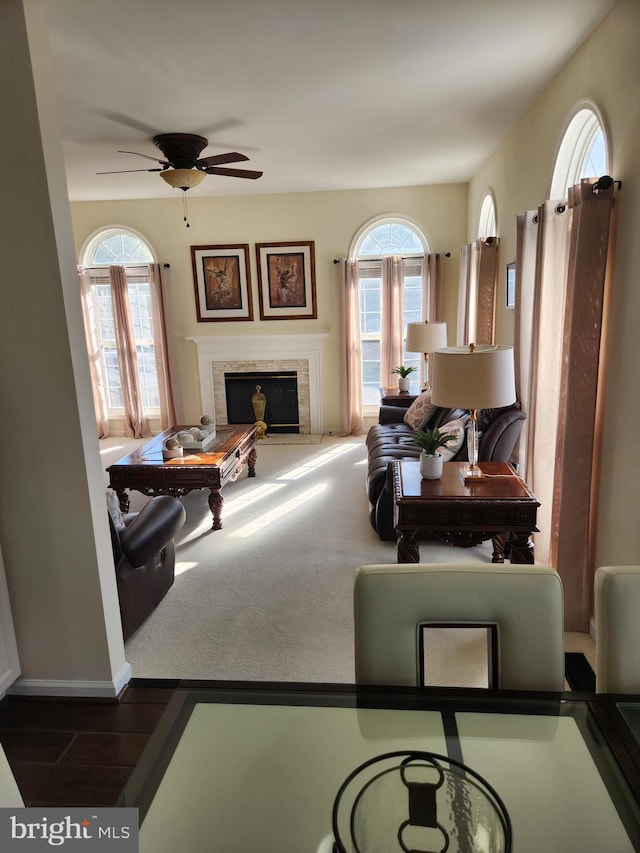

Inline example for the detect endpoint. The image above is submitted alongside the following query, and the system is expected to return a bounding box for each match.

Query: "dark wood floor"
[0,679,177,807]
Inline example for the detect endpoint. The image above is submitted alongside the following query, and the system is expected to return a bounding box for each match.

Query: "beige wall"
[0,0,128,692]
[71,184,468,431]
[469,0,640,578]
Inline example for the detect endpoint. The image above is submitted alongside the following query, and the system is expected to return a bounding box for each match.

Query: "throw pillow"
[106,489,126,533]
[403,391,435,430]
[437,417,466,461]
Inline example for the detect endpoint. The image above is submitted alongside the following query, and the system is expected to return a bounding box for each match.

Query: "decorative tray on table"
[162,425,219,458]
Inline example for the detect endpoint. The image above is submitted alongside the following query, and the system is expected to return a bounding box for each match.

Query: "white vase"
[398,376,411,391]
[420,451,443,479]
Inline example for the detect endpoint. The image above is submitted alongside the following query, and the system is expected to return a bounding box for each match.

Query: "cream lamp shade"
[431,344,516,410]
[405,321,448,355]
[431,344,516,481]
[160,168,206,190]
[406,322,448,391]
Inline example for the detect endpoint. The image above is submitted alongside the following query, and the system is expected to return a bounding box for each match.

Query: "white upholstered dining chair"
[354,562,565,691]
[595,565,640,693]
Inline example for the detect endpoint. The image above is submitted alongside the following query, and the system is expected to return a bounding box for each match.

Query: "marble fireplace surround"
[186,335,327,434]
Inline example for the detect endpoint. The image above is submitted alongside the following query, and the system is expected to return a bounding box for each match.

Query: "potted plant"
[392,365,417,392]
[411,425,458,479]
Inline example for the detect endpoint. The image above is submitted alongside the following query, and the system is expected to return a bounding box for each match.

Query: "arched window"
[550,104,609,199]
[81,228,160,418]
[84,227,155,265]
[351,218,429,407]
[477,192,497,239]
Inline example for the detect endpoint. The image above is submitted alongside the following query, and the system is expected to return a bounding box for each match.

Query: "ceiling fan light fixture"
[160,168,205,190]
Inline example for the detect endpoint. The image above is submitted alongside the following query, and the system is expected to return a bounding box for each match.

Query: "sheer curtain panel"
[380,256,405,385]
[79,267,109,438]
[457,238,499,345]
[149,263,179,428]
[514,178,616,630]
[340,259,364,435]
[551,180,616,630]
[110,264,148,438]
[79,263,178,439]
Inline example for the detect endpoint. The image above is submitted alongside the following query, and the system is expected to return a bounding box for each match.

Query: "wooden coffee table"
[106,424,257,530]
[391,459,539,563]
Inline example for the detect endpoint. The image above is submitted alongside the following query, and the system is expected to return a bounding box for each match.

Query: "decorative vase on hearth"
[420,451,443,480]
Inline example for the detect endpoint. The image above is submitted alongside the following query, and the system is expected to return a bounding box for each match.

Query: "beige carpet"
[100,435,594,683]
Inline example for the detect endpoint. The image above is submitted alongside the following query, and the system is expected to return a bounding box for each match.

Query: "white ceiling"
[47,0,617,202]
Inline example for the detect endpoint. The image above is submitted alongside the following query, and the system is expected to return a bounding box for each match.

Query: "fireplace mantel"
[186,334,327,433]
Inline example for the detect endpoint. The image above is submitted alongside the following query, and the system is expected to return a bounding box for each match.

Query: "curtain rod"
[333,252,450,264]
[81,262,171,271]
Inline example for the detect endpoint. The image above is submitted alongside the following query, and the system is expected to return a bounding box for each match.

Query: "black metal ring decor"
[331,751,512,853]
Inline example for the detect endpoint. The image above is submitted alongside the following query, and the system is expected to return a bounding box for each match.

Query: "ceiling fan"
[98,132,263,225]
[98,132,262,187]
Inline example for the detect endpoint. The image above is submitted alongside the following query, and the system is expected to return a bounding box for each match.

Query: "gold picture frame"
[255,240,317,320]
[191,244,253,322]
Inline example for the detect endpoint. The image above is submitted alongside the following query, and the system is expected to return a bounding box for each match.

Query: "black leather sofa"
[366,401,526,540]
[108,495,186,641]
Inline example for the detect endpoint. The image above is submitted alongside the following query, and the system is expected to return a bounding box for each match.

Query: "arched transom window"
[550,105,609,199]
[84,227,155,265]
[477,192,497,239]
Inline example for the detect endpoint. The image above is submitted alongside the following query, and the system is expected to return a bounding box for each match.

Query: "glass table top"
[118,684,640,853]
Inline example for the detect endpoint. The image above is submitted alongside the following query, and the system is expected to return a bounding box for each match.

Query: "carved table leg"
[397,530,420,563]
[116,489,130,513]
[510,532,535,564]
[248,447,257,478]
[208,488,224,530]
[491,533,507,564]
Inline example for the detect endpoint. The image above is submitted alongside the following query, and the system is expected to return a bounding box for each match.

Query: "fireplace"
[187,334,327,434]
[225,371,300,434]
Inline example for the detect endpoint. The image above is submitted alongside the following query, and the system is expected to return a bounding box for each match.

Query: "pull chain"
[182,191,190,227]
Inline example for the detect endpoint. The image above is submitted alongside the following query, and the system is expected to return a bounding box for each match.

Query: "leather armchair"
[108,495,186,641]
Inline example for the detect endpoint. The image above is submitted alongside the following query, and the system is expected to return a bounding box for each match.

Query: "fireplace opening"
[224,371,300,434]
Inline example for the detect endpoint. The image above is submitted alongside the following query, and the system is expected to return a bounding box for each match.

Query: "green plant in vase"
[411,426,458,479]
[391,365,417,391]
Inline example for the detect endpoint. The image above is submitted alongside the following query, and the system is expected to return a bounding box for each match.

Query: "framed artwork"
[255,241,317,320]
[506,262,516,309]
[191,244,253,322]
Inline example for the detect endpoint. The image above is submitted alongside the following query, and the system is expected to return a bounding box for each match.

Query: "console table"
[391,459,540,563]
[379,387,419,407]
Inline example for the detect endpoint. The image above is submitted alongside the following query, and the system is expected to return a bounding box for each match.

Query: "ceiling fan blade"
[97,168,164,174]
[118,150,170,166]
[100,111,161,137]
[197,152,250,167]
[204,166,263,180]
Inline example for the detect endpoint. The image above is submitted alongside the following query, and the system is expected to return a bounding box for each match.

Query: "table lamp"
[431,344,516,483]
[405,322,448,391]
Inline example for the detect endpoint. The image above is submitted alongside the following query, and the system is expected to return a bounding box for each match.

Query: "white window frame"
[550,102,610,199]
[477,191,497,239]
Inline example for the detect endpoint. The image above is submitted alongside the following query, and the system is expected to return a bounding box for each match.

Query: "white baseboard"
[7,662,132,698]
